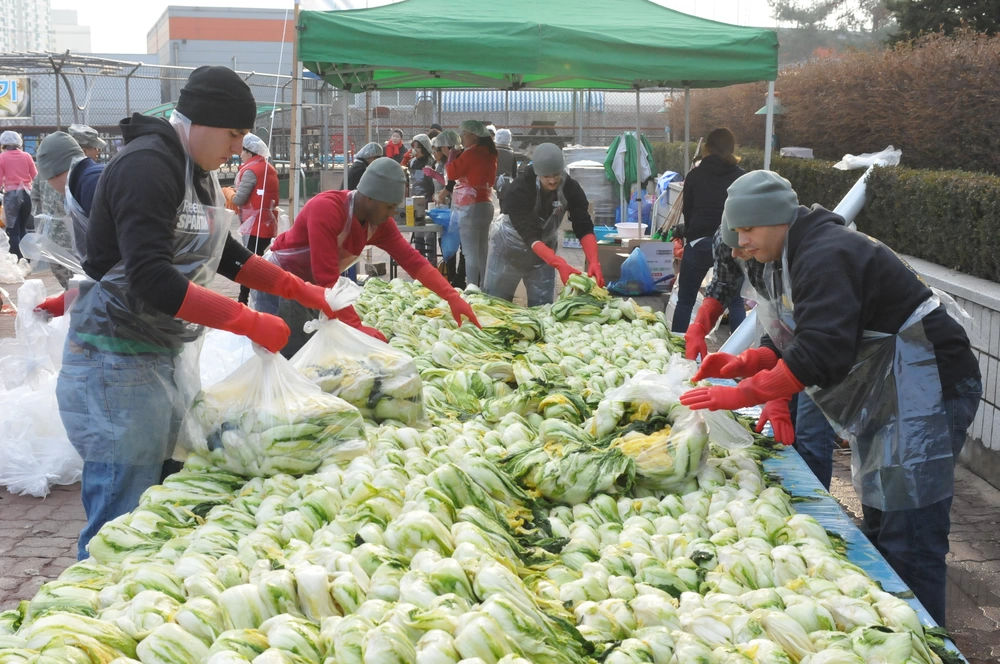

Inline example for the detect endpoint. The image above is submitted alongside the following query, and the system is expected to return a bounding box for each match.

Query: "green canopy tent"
[294,0,779,214]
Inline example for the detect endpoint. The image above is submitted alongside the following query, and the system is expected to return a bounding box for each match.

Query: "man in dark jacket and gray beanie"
[483,143,603,305]
[57,66,341,560]
[681,170,981,626]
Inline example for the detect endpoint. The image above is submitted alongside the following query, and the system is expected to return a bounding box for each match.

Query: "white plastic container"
[615,222,644,236]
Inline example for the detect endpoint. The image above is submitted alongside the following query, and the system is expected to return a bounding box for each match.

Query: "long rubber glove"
[692,347,779,382]
[329,304,387,342]
[413,263,481,328]
[175,282,290,353]
[685,297,723,361]
[35,288,81,318]
[234,254,336,318]
[757,397,795,445]
[680,360,804,411]
[532,242,581,285]
[579,234,605,287]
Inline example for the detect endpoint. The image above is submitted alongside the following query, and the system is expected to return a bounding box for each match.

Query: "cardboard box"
[596,242,628,282]
[620,239,674,281]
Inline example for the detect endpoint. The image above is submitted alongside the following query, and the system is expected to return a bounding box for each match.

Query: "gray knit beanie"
[721,223,740,249]
[35,131,85,181]
[723,170,799,234]
[532,143,563,177]
[358,157,406,204]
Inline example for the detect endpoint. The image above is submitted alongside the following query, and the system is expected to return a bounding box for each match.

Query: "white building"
[0,0,53,52]
[51,9,91,53]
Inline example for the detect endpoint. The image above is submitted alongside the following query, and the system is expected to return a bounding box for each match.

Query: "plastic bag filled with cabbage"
[290,318,427,426]
[184,346,366,477]
[606,405,710,494]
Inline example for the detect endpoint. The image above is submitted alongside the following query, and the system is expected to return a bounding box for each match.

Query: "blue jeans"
[859,376,982,627]
[3,189,32,259]
[671,238,745,333]
[456,202,494,288]
[56,341,184,559]
[794,392,837,490]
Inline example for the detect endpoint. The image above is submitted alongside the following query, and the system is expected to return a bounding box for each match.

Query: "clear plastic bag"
[0,229,30,284]
[608,247,656,296]
[592,360,753,451]
[199,329,254,389]
[0,377,83,497]
[0,280,69,390]
[184,346,367,477]
[290,318,427,426]
[833,145,901,170]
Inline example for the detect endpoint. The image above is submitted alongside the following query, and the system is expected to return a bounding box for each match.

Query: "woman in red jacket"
[446,120,497,288]
[233,133,280,304]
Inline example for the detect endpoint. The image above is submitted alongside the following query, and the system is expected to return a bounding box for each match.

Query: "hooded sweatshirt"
[681,154,745,242]
[779,204,979,396]
[85,113,252,317]
[504,164,594,247]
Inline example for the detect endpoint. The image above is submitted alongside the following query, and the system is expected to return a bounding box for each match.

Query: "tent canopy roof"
[300,0,778,92]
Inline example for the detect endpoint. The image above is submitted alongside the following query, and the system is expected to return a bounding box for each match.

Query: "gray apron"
[483,174,567,305]
[66,155,232,463]
[755,226,954,511]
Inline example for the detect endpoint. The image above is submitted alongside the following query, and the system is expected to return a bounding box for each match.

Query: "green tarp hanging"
[299,0,778,91]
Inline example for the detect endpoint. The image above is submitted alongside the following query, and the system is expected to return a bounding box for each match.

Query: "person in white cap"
[232,132,280,304]
[348,141,382,191]
[262,157,480,357]
[0,130,37,259]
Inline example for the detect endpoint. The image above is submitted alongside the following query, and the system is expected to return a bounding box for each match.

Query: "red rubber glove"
[692,347,778,382]
[175,283,290,353]
[413,264,481,328]
[685,297,723,361]
[234,254,336,318]
[758,398,795,445]
[580,234,605,287]
[680,360,804,411]
[532,242,581,285]
[335,304,388,342]
[35,292,67,317]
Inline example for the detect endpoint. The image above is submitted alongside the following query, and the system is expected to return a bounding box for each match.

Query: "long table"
[759,431,968,661]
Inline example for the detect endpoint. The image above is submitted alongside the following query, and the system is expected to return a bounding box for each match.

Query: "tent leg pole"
[764,80,775,170]
[366,90,372,142]
[683,87,690,176]
[290,0,302,221]
[343,91,350,190]
[505,89,510,127]
[578,91,584,144]
[636,87,642,239]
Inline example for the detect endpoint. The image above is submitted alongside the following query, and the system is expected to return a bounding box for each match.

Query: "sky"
[52,0,779,55]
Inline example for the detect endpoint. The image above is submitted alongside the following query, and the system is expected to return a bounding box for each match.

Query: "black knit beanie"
[176,66,257,129]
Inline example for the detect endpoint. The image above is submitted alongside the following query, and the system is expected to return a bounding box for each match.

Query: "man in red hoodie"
[264,157,480,357]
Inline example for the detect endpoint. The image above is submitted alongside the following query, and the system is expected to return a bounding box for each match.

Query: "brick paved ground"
[1,231,999,664]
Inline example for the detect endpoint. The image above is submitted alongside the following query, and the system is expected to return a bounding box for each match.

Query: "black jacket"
[496,145,517,179]
[85,113,252,317]
[681,155,745,242]
[779,205,979,396]
[505,164,593,247]
[347,159,367,191]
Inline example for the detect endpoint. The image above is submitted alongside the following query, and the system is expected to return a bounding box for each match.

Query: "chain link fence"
[0,54,679,182]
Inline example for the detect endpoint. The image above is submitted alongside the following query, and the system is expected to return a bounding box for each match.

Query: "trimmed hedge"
[651,142,1000,282]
